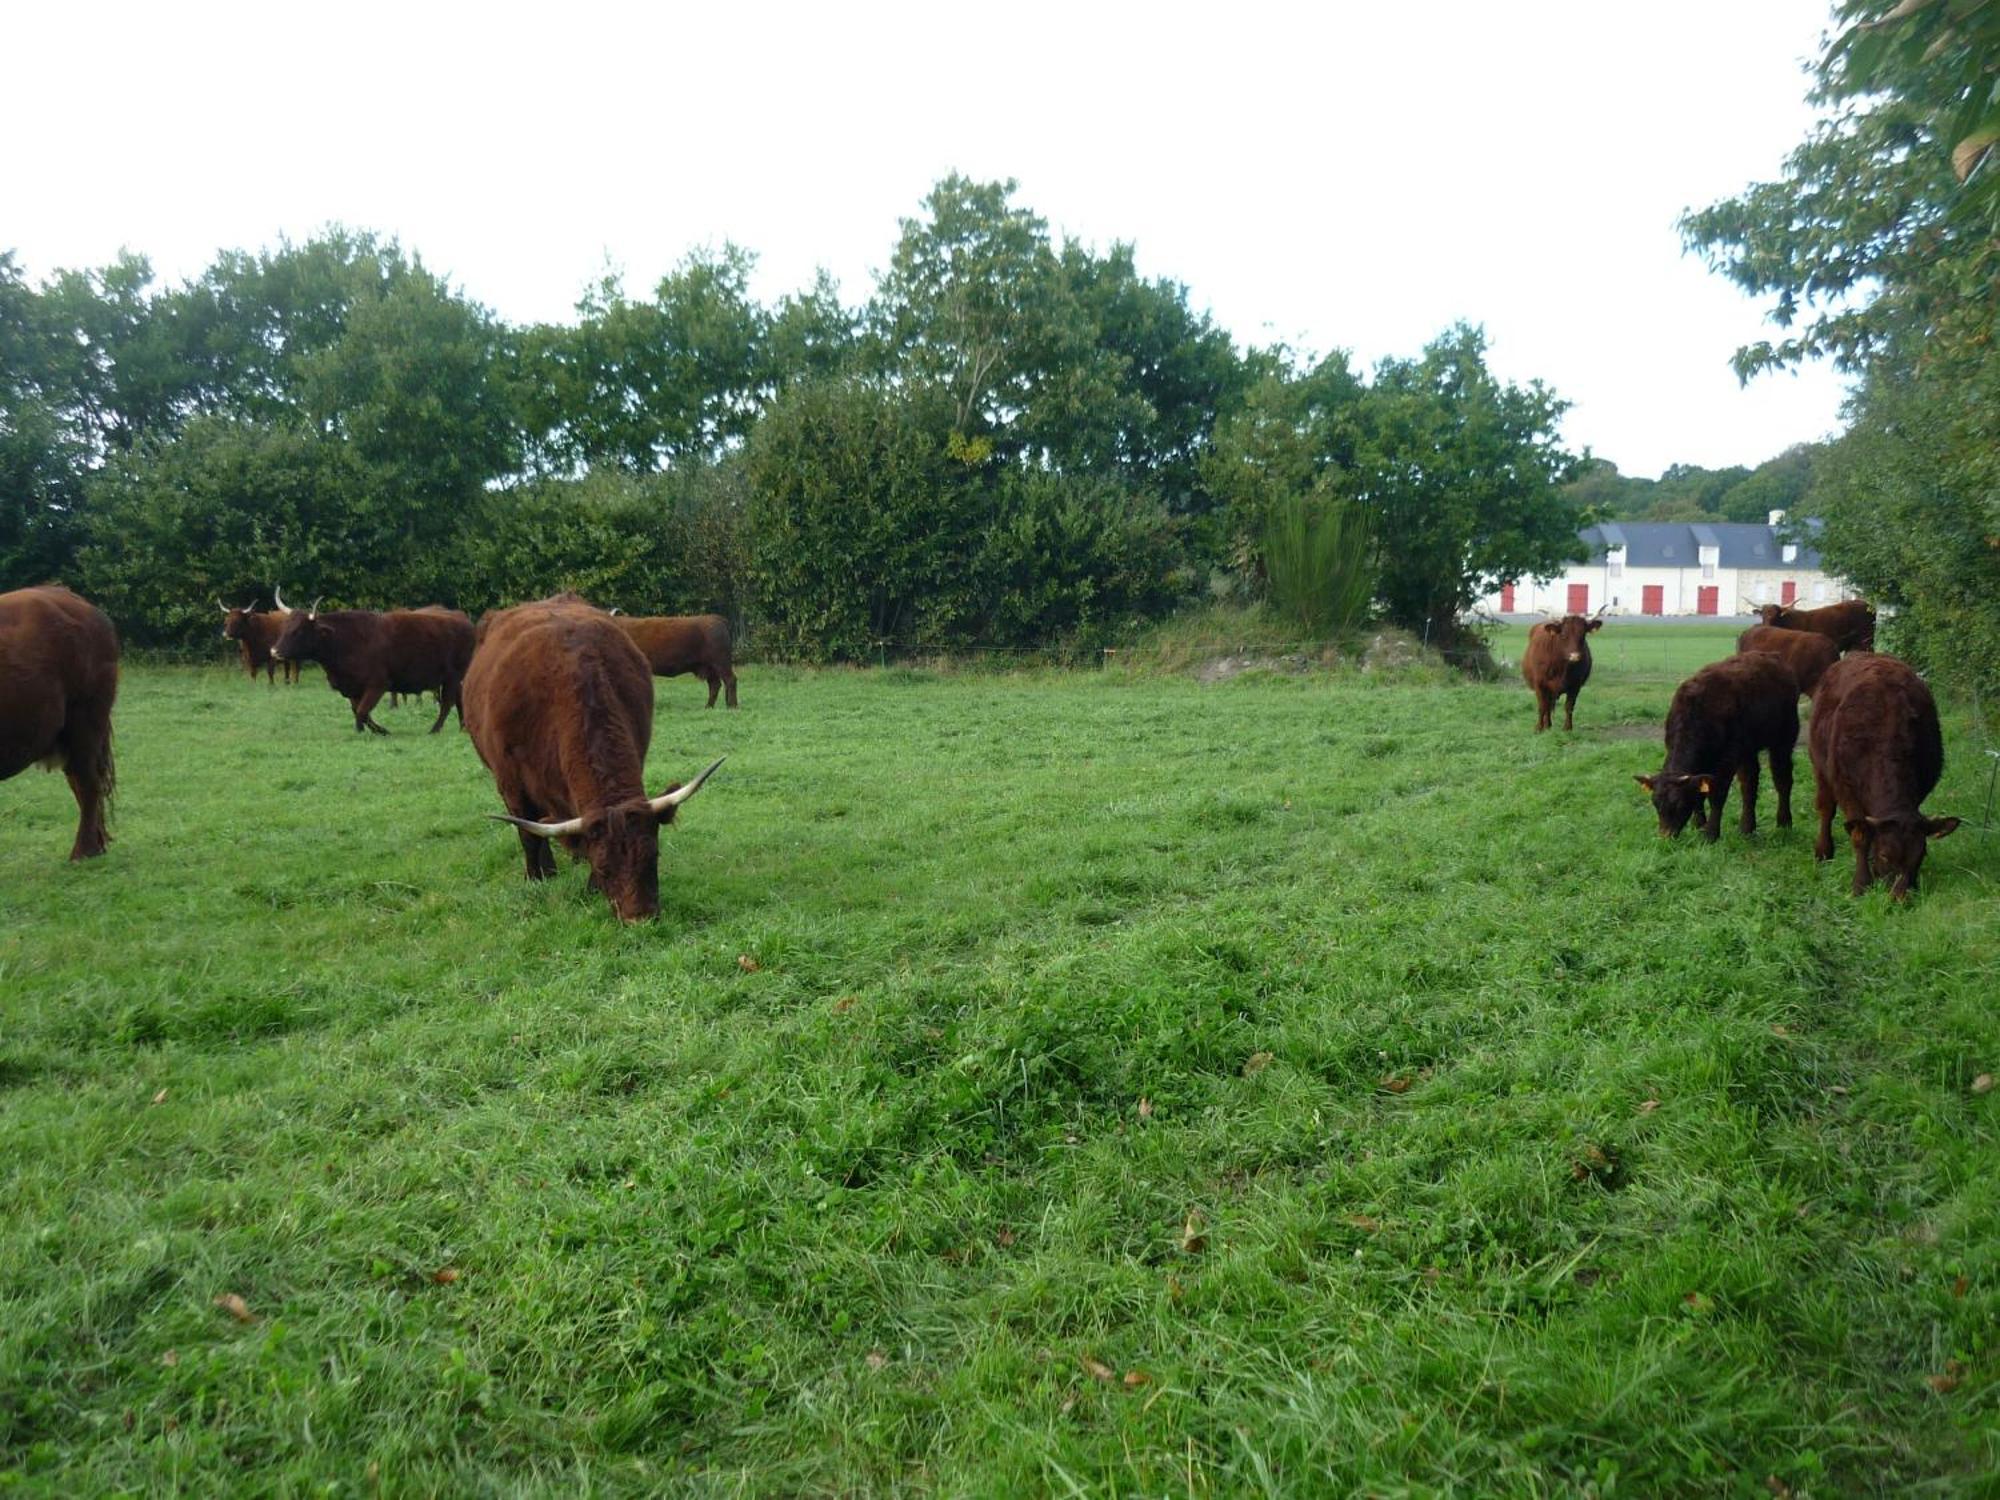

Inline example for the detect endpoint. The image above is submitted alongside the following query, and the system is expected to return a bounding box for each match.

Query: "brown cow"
[1635,652,1799,841]
[1520,612,1601,732]
[218,597,298,684]
[0,585,119,860]
[272,602,475,734]
[615,613,738,708]
[1753,598,1875,653]
[1809,653,1960,900]
[1735,624,1839,698]
[464,595,723,921]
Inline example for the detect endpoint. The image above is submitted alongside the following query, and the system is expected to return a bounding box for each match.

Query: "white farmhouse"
[1478,514,1858,618]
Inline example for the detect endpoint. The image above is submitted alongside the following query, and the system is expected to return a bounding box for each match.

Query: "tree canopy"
[1685,0,2000,694]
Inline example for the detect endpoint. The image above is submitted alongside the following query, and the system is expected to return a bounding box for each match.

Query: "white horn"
[274,585,292,613]
[218,598,231,613]
[647,755,727,816]
[488,811,586,838]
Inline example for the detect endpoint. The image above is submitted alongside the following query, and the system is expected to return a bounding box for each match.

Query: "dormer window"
[1699,544,1719,581]
[1781,543,1798,564]
[1608,546,1626,579]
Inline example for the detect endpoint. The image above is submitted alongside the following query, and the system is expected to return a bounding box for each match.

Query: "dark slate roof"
[1578,521,1824,570]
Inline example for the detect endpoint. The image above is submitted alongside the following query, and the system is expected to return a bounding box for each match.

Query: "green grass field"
[4,634,1997,1495]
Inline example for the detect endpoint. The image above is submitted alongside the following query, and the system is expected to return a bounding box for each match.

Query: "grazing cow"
[1753,599,1876,654]
[1635,652,1799,841]
[464,595,723,921]
[272,602,475,734]
[0,585,119,859]
[615,613,739,708]
[1520,612,1601,732]
[1735,625,1840,698]
[1808,653,1960,900]
[218,596,298,684]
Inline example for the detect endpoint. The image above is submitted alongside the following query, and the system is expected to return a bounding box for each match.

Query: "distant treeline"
[0,176,1606,658]
[1561,447,1822,526]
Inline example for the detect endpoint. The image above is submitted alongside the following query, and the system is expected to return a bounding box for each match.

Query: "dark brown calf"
[1735,625,1839,698]
[1808,653,1960,900]
[273,604,475,734]
[218,599,298,684]
[1754,598,1876,654]
[1636,652,1799,841]
[616,614,738,708]
[1520,613,1600,731]
[465,595,722,921]
[0,585,119,860]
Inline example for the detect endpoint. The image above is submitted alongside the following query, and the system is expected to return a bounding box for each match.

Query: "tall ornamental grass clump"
[1261,492,1372,637]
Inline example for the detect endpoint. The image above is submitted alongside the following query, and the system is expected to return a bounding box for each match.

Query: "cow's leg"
[1701,782,1726,842]
[1848,822,1873,896]
[1771,746,1794,829]
[723,666,737,708]
[1533,687,1551,733]
[1813,776,1836,862]
[703,669,720,709]
[1562,687,1579,732]
[353,685,390,735]
[59,712,113,860]
[427,681,454,734]
[1737,761,1759,835]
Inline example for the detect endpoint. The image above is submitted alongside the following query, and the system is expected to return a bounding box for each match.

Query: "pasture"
[3,637,1997,1494]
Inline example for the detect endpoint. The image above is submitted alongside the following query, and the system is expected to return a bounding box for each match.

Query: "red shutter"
[1500,582,1515,612]
[1698,586,1719,616]
[1781,580,1797,606]
[1567,583,1590,614]
[1642,585,1663,616]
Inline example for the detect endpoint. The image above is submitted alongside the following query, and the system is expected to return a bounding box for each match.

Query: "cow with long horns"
[1,585,119,860]
[463,595,722,921]
[1520,609,1603,732]
[272,599,475,734]
[218,587,298,684]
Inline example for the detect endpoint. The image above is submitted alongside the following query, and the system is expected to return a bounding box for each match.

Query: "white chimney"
[1768,509,1786,527]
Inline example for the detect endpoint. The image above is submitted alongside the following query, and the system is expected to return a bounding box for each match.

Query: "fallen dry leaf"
[1766,1477,1794,1500]
[1973,1074,1994,1095]
[1927,1370,1962,1395]
[160,1349,179,1367]
[1343,1214,1382,1233]
[1682,1291,1713,1314]
[1080,1355,1117,1383]
[1637,1098,1660,1115]
[1123,1369,1152,1388]
[1242,1051,1274,1077]
[832,995,857,1014]
[1378,1074,1412,1094]
[736,954,760,973]
[213,1293,254,1324]
[1954,1275,1970,1299]
[996,1227,1017,1249]
[1771,1024,1792,1038]
[431,1267,461,1285]
[865,1349,888,1371]
[1180,1208,1208,1255]
[1137,1096,1153,1120]
[1166,1275,1185,1303]
[150,1088,168,1106]
[1422,1265,1443,1284]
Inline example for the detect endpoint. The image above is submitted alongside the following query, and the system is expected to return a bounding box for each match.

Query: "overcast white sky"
[5,1,1849,479]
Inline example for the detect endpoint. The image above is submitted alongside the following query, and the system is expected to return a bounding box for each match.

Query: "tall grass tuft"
[1261,492,1373,637]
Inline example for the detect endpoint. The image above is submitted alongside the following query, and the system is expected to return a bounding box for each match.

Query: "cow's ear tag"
[1696,778,1712,795]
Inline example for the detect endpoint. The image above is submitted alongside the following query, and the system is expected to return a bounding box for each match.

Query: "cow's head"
[218,598,259,641]
[1635,771,1713,838]
[490,756,725,922]
[1754,603,1789,628]
[1847,812,1960,900]
[271,599,325,662]
[1540,613,1602,664]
